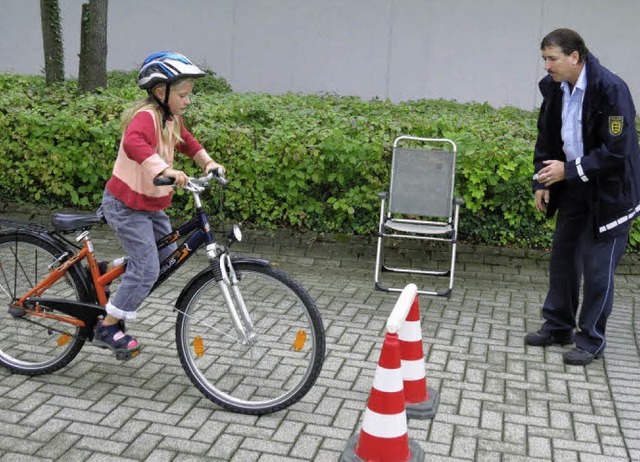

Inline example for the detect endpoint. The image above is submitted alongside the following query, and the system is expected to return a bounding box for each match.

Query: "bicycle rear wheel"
[175,262,325,415]
[0,231,87,375]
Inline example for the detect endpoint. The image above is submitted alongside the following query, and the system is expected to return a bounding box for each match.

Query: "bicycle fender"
[174,257,271,310]
[9,228,70,252]
[231,257,270,267]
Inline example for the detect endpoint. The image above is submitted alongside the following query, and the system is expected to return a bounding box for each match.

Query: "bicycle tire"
[0,231,88,374]
[175,262,325,415]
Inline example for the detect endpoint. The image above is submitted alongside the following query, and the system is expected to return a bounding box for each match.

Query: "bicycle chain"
[15,315,88,342]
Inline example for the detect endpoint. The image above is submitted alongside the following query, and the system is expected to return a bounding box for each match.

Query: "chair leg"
[448,241,457,292]
[374,233,388,291]
[374,201,461,297]
[374,196,389,291]
[447,203,461,292]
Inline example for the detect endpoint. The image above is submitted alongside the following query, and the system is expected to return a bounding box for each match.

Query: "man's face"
[541,45,579,83]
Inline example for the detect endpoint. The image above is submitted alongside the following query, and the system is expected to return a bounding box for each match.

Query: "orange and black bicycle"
[0,171,325,415]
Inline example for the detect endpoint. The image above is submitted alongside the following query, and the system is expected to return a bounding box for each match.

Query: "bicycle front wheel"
[175,262,325,415]
[0,231,87,375]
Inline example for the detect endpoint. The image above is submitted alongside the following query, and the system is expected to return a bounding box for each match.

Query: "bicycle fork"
[207,244,257,345]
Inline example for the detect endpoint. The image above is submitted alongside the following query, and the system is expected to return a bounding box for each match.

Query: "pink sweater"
[106,109,212,211]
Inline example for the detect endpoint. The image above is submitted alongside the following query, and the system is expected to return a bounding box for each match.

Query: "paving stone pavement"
[1,209,640,461]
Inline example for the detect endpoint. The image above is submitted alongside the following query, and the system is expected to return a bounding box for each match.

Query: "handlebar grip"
[208,167,228,186]
[153,176,175,186]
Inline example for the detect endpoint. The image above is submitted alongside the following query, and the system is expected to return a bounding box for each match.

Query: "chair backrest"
[388,143,456,218]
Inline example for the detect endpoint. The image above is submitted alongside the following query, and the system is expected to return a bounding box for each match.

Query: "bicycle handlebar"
[153,167,228,189]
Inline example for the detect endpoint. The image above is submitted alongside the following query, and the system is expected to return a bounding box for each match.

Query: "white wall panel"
[1,0,638,110]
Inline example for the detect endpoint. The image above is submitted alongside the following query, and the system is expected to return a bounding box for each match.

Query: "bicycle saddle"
[51,212,105,233]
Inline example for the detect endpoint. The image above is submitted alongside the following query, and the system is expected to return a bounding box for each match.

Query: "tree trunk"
[40,0,65,84]
[77,0,108,93]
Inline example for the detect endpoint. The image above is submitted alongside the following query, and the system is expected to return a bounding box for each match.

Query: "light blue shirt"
[560,64,587,161]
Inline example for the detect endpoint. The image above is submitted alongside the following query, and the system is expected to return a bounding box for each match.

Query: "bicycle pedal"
[8,306,26,318]
[115,348,141,361]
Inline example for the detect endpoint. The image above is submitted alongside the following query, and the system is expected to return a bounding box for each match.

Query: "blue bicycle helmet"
[137,51,206,90]
[137,52,206,126]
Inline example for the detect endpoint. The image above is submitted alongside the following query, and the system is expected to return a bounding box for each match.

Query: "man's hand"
[535,189,550,213]
[536,160,565,187]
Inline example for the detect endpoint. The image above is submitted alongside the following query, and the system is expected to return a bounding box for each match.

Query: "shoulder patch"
[609,116,624,136]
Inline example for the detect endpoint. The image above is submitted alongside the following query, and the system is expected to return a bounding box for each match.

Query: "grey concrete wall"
[1,0,638,110]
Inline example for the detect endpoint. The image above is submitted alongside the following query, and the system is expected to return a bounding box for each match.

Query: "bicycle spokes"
[175,261,325,414]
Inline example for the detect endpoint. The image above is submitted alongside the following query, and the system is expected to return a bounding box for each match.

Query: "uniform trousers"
[541,183,630,356]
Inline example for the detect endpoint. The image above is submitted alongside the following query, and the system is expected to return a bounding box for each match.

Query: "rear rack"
[0,218,54,233]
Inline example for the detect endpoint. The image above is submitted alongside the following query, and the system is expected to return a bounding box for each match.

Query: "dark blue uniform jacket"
[534,53,640,238]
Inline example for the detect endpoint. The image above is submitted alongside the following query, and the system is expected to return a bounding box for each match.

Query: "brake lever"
[184,178,206,193]
[206,167,228,186]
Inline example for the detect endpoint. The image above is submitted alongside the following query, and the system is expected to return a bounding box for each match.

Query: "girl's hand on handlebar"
[160,168,189,187]
[204,161,225,177]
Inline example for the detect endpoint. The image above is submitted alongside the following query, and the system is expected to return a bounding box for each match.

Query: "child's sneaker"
[93,321,140,360]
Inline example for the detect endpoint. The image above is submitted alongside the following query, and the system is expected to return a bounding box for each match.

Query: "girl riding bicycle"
[96,52,225,357]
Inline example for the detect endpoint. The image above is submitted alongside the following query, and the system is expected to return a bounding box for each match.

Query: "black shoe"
[93,321,140,360]
[563,347,603,366]
[524,329,574,347]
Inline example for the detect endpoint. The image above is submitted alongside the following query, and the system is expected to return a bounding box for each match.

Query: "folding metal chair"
[374,136,463,297]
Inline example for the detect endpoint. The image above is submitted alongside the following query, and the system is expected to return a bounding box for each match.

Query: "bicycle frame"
[9,170,262,346]
[14,209,217,335]
[1,172,325,415]
[153,210,215,290]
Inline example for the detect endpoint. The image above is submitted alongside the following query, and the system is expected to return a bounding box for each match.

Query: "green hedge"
[1,72,639,252]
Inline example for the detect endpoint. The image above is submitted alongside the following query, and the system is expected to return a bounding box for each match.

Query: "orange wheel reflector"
[57,334,72,347]
[193,336,205,357]
[293,329,307,352]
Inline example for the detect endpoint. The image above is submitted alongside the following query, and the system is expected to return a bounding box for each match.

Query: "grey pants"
[101,190,176,320]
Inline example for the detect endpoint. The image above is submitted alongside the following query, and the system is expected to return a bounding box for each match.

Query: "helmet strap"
[149,83,172,128]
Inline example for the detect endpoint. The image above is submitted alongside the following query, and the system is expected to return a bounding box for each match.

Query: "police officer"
[524,28,640,366]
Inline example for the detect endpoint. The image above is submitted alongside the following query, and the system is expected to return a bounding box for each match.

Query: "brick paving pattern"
[1,207,639,461]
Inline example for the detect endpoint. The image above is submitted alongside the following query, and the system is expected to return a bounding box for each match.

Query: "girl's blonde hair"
[121,78,195,149]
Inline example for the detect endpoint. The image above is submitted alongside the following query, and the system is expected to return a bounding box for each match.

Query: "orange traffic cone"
[340,332,424,462]
[398,296,439,420]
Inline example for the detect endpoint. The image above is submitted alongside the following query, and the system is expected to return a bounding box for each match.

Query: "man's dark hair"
[541,28,590,62]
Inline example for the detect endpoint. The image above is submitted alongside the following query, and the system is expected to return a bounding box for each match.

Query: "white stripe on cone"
[400,359,427,381]
[398,319,422,342]
[372,366,404,393]
[361,409,408,438]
